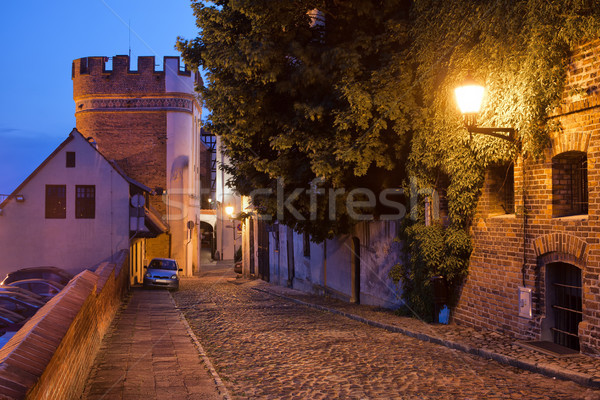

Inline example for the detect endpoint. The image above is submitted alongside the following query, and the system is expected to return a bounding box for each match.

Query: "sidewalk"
[81,289,226,400]
[251,280,600,389]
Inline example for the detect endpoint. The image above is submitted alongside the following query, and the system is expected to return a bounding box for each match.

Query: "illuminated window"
[76,185,95,219]
[45,185,66,219]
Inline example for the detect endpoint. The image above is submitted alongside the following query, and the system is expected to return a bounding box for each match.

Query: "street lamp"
[455,77,516,143]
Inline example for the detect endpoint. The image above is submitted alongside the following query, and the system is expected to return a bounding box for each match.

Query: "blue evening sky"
[0,1,200,193]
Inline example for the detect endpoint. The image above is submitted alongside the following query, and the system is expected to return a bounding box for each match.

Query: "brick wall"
[453,39,600,355]
[0,250,129,399]
[72,56,167,96]
[75,111,168,193]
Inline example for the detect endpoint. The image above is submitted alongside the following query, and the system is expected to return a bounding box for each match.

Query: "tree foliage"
[177,0,413,242]
[391,0,600,314]
[179,0,600,310]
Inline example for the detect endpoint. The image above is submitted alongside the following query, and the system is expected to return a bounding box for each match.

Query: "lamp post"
[455,76,530,311]
[455,77,517,143]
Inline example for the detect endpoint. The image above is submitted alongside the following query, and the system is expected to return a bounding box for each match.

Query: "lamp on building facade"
[455,77,516,143]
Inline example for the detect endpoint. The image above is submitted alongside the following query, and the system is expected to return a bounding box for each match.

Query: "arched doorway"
[350,236,360,304]
[542,262,583,351]
[200,221,215,260]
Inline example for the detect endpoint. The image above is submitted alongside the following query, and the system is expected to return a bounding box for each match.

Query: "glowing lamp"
[454,83,485,115]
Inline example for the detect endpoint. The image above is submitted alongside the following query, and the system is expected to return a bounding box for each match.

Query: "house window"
[303,232,310,258]
[66,152,76,168]
[76,185,95,219]
[45,185,66,219]
[552,152,588,217]
[487,163,515,215]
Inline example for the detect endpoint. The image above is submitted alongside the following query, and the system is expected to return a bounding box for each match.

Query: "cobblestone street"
[172,267,600,400]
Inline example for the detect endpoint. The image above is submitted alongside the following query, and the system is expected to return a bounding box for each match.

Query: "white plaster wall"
[358,221,404,308]
[264,221,404,308]
[215,137,241,260]
[165,57,203,275]
[325,236,353,297]
[166,111,192,274]
[165,57,196,95]
[0,133,130,277]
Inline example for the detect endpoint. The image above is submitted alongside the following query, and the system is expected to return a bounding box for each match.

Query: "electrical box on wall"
[518,286,532,319]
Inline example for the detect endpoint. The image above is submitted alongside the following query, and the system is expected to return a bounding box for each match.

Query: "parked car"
[7,279,64,302]
[0,285,46,302]
[143,258,182,290]
[0,306,28,347]
[0,293,45,318]
[1,266,73,286]
[0,306,27,330]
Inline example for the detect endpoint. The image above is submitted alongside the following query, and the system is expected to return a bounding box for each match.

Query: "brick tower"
[72,55,206,276]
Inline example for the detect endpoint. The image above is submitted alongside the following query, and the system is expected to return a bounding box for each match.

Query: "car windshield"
[148,260,177,271]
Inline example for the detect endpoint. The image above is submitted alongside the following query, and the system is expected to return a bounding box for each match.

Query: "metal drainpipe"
[522,156,527,287]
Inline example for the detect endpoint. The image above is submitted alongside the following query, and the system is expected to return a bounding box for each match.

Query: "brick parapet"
[0,250,129,399]
[454,39,600,355]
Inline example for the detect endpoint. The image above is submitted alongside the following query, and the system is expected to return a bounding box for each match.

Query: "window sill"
[552,214,588,222]
[488,213,516,219]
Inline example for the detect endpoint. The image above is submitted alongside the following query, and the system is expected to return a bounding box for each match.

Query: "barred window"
[76,185,95,219]
[45,185,66,219]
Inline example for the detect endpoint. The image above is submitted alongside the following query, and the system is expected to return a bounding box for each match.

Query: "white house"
[0,128,166,280]
[240,194,403,308]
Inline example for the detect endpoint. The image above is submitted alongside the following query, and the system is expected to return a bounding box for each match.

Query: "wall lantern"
[455,77,516,143]
[225,205,234,217]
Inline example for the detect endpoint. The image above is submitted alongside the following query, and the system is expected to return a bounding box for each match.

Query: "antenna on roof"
[128,19,132,59]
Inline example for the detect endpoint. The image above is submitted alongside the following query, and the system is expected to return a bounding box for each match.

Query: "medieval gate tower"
[72,55,205,277]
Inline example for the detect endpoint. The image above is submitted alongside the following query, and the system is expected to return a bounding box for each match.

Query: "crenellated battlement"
[72,55,201,99]
[72,55,193,78]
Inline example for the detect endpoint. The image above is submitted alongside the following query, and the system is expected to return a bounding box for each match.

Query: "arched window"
[552,151,588,217]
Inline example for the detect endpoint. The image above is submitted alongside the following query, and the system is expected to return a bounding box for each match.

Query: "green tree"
[177,0,413,242]
[179,0,600,314]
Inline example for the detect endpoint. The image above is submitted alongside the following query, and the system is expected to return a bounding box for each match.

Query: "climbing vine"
[389,0,600,318]
[178,0,600,317]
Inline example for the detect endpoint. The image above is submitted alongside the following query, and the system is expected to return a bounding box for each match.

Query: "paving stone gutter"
[251,282,600,389]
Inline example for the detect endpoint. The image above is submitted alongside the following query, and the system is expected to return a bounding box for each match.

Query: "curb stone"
[169,292,232,400]
[252,286,600,389]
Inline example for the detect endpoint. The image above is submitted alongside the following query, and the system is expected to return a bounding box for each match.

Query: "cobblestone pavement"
[256,281,600,387]
[173,269,600,400]
[81,289,222,400]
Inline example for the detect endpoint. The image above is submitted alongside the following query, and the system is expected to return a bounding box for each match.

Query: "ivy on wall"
[390,0,600,318]
[177,0,600,318]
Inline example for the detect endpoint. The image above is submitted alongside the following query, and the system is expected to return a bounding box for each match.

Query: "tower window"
[76,185,95,219]
[552,152,588,217]
[45,185,66,219]
[66,152,76,168]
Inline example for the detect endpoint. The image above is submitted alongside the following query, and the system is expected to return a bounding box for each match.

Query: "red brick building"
[454,40,600,355]
[72,55,210,278]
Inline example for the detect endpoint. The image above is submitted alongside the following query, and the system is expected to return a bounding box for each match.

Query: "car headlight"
[145,273,152,278]
[171,275,177,279]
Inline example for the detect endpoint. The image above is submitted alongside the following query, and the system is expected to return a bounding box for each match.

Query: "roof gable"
[0,128,151,209]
